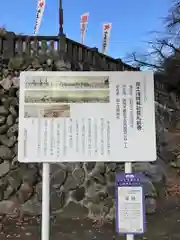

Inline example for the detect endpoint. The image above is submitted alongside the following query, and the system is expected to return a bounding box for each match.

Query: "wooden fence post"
[2,32,15,59]
[115,58,124,71]
[58,34,66,59]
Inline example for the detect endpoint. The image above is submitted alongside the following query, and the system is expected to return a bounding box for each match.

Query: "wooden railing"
[1,32,179,106]
[0,32,139,71]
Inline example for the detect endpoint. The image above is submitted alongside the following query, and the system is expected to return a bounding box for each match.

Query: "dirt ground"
[1,169,180,240]
[0,196,180,240]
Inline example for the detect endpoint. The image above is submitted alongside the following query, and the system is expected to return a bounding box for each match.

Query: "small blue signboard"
[115,173,146,235]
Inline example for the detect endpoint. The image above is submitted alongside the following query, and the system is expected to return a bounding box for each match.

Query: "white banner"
[80,13,89,44]
[102,23,112,54]
[33,0,46,35]
[18,71,156,163]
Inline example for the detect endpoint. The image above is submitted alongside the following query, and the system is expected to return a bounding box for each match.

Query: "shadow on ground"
[0,196,180,240]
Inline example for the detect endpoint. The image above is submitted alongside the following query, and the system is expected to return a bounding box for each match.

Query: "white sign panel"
[117,186,144,234]
[18,71,156,163]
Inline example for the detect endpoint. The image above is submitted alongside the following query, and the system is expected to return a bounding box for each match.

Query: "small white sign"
[117,186,144,234]
[18,71,156,163]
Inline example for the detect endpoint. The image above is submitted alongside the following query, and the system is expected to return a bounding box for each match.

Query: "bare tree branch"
[124,0,180,93]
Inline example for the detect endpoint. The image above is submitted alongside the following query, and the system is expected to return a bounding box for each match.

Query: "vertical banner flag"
[33,0,46,35]
[102,23,112,54]
[80,13,89,44]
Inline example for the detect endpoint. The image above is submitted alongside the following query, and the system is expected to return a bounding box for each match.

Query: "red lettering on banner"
[39,1,44,7]
[104,24,110,30]
[81,15,88,22]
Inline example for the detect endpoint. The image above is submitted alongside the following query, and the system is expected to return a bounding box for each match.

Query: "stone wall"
[0,56,179,221]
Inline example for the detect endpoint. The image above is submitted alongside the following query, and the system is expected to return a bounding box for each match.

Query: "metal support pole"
[125,162,134,240]
[59,0,64,36]
[41,163,50,240]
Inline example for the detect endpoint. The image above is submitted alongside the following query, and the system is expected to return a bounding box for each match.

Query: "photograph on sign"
[18,71,156,162]
[24,76,109,89]
[24,105,71,118]
[24,89,110,103]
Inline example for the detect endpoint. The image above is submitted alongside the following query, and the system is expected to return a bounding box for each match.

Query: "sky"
[0,0,171,61]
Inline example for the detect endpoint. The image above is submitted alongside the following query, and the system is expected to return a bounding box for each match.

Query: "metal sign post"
[125,162,134,240]
[41,163,50,240]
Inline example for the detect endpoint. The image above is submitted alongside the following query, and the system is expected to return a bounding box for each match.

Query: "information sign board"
[116,173,146,235]
[18,71,156,162]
